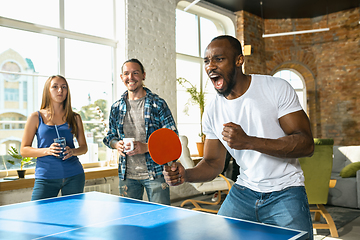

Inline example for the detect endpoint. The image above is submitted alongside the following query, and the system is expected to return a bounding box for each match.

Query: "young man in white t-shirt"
[164,35,314,239]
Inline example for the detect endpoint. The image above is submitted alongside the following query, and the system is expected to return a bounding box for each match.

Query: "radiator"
[84,183,111,194]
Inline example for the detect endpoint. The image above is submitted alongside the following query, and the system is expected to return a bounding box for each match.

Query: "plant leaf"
[7,160,15,165]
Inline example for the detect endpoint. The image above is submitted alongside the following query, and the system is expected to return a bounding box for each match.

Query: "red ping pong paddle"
[148,128,182,166]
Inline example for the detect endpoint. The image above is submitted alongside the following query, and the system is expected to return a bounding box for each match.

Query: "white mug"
[123,138,135,152]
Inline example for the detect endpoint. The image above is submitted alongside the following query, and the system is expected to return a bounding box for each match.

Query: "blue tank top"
[35,111,84,179]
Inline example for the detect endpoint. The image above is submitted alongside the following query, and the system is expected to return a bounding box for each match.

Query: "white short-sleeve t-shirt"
[202,74,305,192]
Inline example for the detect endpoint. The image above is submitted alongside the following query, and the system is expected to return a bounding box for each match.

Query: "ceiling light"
[262,28,330,38]
[260,1,331,38]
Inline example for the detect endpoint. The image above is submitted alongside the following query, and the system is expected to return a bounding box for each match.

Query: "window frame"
[0,1,119,174]
[176,2,235,154]
[273,69,307,112]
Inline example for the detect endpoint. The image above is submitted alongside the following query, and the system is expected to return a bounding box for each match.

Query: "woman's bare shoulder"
[28,111,39,119]
[37,109,51,123]
[26,111,40,126]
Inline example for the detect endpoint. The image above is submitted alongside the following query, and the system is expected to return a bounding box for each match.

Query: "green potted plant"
[7,146,35,178]
[177,77,206,156]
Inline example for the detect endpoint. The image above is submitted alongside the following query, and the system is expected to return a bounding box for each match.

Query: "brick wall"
[236,11,267,74]
[237,8,360,145]
[124,0,177,119]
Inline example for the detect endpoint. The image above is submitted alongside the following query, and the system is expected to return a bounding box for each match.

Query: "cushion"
[332,146,347,173]
[339,146,360,163]
[340,162,360,178]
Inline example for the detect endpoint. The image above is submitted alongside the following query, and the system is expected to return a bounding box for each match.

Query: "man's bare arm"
[163,138,227,186]
[185,138,228,183]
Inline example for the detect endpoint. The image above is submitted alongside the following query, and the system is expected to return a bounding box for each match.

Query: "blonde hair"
[40,75,78,136]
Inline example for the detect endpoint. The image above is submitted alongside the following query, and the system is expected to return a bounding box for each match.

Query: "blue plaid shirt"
[103,87,178,180]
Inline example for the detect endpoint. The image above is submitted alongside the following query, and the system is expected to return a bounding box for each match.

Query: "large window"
[273,69,307,111]
[0,0,118,171]
[176,4,234,154]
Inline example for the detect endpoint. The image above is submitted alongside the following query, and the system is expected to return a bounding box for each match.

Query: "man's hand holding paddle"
[163,162,186,186]
[148,128,185,186]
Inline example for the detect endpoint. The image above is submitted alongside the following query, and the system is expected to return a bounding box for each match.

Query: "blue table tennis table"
[0,192,308,240]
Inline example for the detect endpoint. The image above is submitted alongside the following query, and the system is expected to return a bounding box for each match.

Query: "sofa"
[327,145,360,209]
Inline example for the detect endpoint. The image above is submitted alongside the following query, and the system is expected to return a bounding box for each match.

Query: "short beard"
[216,67,236,98]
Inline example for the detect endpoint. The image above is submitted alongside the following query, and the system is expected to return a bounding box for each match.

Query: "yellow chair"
[178,135,233,213]
[299,138,339,238]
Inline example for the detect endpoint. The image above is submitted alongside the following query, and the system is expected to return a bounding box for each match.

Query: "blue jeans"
[218,184,313,240]
[31,173,85,201]
[119,176,170,205]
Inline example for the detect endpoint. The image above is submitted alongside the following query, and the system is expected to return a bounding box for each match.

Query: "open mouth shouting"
[209,72,224,91]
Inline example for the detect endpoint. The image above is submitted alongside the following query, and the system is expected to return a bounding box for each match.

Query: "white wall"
[121,0,177,120]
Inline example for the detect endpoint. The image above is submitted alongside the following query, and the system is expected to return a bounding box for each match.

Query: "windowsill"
[0,162,118,192]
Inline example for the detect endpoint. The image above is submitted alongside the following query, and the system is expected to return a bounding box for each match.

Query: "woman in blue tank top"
[20,75,88,200]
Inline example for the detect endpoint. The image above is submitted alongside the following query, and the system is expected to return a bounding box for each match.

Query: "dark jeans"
[218,185,313,240]
[31,173,85,201]
[118,175,170,205]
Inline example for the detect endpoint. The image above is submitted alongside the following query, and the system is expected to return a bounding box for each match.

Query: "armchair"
[299,138,338,238]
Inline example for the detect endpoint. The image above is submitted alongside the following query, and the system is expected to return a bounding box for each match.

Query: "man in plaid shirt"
[103,58,178,205]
